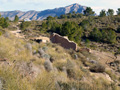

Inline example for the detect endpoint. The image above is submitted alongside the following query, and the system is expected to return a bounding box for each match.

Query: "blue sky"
[0,0,119,14]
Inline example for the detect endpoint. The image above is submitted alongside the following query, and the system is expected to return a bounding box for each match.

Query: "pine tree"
[117,8,120,15]
[99,10,106,17]
[84,7,95,16]
[14,15,19,22]
[90,28,102,42]
[107,9,114,16]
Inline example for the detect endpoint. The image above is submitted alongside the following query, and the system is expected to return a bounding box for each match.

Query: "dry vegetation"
[0,14,120,90]
[0,29,120,90]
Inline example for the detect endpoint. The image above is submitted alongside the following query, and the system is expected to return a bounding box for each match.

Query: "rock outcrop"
[30,36,50,43]
[50,33,77,50]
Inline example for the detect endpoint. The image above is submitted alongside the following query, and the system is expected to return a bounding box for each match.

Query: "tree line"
[0,15,9,28]
[41,19,117,44]
[52,7,120,19]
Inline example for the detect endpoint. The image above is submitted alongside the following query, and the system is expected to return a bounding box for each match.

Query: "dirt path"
[91,50,120,66]
[10,30,25,38]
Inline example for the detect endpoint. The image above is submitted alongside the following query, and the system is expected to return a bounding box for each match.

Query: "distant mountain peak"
[66,3,81,7]
[0,3,87,20]
[71,3,81,5]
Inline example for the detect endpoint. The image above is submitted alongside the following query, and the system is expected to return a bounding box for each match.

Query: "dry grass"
[47,44,71,61]
[0,66,33,90]
[33,71,56,90]
[0,32,34,62]
[0,31,119,90]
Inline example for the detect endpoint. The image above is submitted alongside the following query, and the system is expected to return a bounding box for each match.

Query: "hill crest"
[0,3,87,20]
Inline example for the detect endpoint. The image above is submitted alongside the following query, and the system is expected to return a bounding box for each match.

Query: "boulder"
[50,33,77,50]
[25,43,32,54]
[44,60,53,72]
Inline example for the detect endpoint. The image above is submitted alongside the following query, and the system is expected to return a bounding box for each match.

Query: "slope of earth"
[0,25,120,89]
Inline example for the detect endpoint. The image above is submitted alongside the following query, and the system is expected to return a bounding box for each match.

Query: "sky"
[0,0,120,14]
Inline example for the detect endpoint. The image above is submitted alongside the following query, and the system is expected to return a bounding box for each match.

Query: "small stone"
[55,81,61,90]
[42,46,48,52]
[89,60,98,64]
[74,54,78,59]
[62,67,67,75]
[0,78,3,90]
[33,50,37,55]
[38,48,45,57]
[50,56,55,63]
[36,53,41,58]
[43,54,50,59]
[44,60,53,72]
[25,43,32,55]
[4,32,10,38]
[118,83,120,86]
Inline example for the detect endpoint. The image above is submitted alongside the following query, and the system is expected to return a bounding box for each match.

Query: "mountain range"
[0,3,87,20]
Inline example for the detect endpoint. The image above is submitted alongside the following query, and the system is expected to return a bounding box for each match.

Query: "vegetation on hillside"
[0,7,120,90]
[0,15,9,28]
[16,7,120,53]
[0,31,119,90]
[20,21,31,30]
[14,15,19,23]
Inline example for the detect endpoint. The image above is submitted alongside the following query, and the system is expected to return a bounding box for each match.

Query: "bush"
[20,21,31,30]
[61,21,83,44]
[107,9,114,16]
[117,8,120,15]
[14,15,19,22]
[99,9,106,17]
[84,7,95,16]
[50,21,83,44]
[90,28,116,43]
[85,39,90,47]
[90,28,102,42]
[101,30,116,43]
[117,27,120,33]
[0,17,9,28]
[67,69,76,79]
[0,31,2,36]
[44,60,53,71]
[80,20,90,31]
[90,64,105,73]
[24,43,32,55]
[46,16,55,20]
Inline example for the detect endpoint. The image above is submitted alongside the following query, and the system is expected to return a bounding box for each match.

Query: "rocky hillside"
[1,9,120,89]
[0,3,87,20]
[0,27,120,90]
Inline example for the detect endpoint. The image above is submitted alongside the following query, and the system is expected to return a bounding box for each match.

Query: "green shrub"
[20,21,31,30]
[90,28,102,42]
[101,30,116,43]
[50,21,83,44]
[0,31,2,36]
[80,20,90,31]
[117,27,120,33]
[117,8,120,15]
[85,39,90,47]
[99,9,106,17]
[46,16,55,20]
[84,7,95,16]
[90,28,116,44]
[90,64,105,73]
[0,17,9,28]
[107,9,114,16]
[14,15,19,22]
